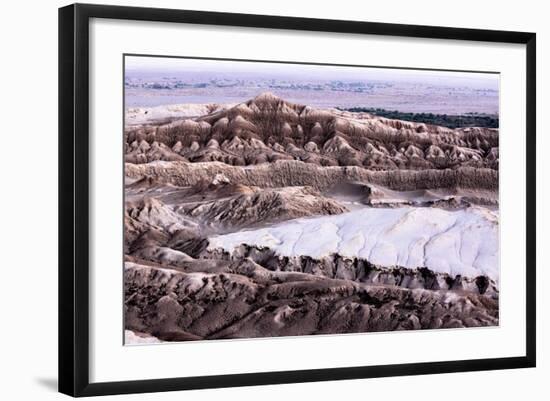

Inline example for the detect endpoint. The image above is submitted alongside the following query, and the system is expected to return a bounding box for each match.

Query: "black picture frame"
[59,3,536,397]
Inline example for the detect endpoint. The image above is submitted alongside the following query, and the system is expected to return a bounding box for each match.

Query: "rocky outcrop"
[198,245,498,296]
[123,93,500,343]
[124,260,498,342]
[326,181,498,208]
[177,186,348,229]
[126,159,498,192]
[124,93,499,170]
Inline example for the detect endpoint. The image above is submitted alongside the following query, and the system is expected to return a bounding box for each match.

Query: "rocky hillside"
[125,259,498,342]
[124,92,499,170]
[124,93,500,343]
[126,160,498,193]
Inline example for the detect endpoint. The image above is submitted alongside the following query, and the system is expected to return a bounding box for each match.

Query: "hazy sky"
[125,55,499,90]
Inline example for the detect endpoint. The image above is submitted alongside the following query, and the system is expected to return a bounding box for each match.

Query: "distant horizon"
[124,55,500,115]
[125,55,499,89]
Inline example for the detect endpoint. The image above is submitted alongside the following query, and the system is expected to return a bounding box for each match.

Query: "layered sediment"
[125,92,498,170]
[125,260,498,342]
[126,160,498,192]
[124,93,499,343]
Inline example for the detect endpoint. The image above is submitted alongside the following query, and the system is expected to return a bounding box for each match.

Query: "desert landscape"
[123,58,499,344]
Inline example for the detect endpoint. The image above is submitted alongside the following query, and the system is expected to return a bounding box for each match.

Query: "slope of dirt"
[125,92,499,170]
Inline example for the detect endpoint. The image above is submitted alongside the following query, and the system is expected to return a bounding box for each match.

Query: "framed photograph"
[59,3,536,397]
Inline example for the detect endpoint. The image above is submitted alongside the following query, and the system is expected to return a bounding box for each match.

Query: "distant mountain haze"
[125,56,499,114]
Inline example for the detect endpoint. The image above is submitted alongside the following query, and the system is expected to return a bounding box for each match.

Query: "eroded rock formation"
[124,93,499,343]
[125,92,499,170]
[125,260,498,341]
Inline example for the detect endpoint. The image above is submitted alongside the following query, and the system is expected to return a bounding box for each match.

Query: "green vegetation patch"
[340,107,499,129]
